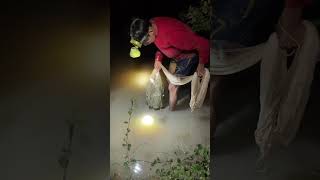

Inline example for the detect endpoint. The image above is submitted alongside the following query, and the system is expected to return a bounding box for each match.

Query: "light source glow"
[133,163,142,174]
[134,114,162,135]
[141,115,154,126]
[135,72,149,87]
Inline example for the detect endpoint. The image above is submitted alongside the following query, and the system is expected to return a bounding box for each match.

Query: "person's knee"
[168,84,177,92]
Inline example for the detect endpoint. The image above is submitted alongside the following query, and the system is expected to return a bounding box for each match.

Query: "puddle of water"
[110,65,210,178]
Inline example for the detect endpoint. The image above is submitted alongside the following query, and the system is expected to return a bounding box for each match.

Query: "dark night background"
[212,1,320,180]
[0,0,109,180]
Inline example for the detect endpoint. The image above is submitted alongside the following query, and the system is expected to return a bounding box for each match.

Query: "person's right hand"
[154,60,162,72]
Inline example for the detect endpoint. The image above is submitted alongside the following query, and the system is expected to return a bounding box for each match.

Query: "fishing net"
[145,69,165,110]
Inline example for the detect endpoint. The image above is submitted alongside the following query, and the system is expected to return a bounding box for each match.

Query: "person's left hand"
[197,63,205,77]
[154,60,162,72]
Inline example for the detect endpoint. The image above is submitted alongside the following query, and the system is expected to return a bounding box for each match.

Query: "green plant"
[58,120,76,180]
[120,98,210,179]
[120,98,152,179]
[179,0,212,38]
[150,144,210,179]
[122,98,136,173]
[180,0,258,39]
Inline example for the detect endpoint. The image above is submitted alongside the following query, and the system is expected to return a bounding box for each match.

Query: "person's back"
[151,17,209,65]
[151,17,194,34]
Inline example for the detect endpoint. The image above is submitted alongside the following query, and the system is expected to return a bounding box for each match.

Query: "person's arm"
[155,50,164,62]
[154,50,164,72]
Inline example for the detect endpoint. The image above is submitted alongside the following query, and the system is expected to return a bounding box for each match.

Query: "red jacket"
[151,17,209,64]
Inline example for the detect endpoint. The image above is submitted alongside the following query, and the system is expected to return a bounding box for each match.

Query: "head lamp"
[129,34,148,58]
[130,46,141,58]
[130,39,142,48]
[129,39,142,58]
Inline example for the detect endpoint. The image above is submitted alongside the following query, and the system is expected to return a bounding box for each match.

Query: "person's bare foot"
[169,92,177,111]
[169,101,176,111]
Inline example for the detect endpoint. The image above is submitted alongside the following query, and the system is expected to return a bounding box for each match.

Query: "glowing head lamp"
[129,33,148,58]
[129,39,142,58]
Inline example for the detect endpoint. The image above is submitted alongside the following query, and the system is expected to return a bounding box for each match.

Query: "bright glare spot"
[149,77,155,84]
[142,115,154,126]
[135,72,149,87]
[133,163,142,174]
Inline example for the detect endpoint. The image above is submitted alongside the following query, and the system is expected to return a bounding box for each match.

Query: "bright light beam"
[133,162,142,174]
[135,71,150,87]
[141,115,154,126]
